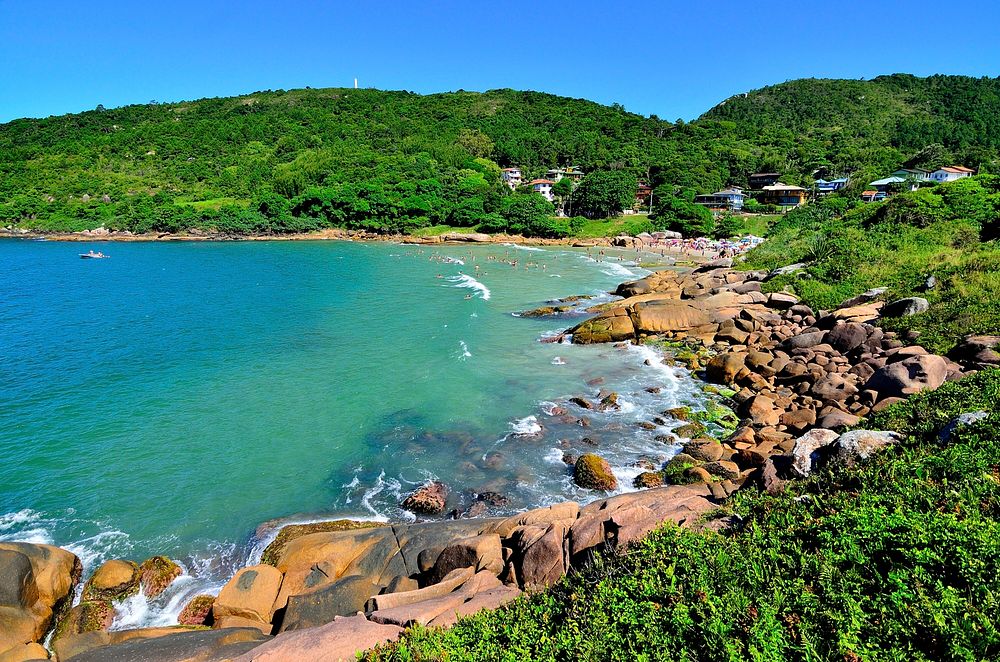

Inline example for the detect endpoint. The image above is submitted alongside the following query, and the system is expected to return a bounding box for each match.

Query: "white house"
[545,167,585,183]
[891,168,932,181]
[931,165,975,182]
[501,167,522,190]
[530,179,556,201]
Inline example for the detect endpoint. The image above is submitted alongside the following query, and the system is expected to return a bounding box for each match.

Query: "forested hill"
[2,74,1000,234]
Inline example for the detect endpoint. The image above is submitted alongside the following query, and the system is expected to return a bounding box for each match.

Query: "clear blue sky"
[2,0,999,124]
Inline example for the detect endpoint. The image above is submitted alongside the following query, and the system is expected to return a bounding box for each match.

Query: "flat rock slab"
[60,627,268,662]
[234,613,401,662]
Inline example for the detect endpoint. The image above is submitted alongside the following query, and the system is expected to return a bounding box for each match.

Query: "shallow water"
[0,239,711,625]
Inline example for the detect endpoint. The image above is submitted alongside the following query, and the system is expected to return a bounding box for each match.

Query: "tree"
[651,194,715,236]
[572,171,637,218]
[456,129,494,159]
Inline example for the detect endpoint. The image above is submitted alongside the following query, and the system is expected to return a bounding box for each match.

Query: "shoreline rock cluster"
[569,264,997,494]
[1,486,717,661]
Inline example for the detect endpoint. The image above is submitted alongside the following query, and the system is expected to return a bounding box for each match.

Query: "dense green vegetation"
[366,369,1000,661]
[742,175,1000,354]
[3,74,1000,235]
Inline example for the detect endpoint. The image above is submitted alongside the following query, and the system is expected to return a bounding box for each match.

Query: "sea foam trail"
[446,273,491,300]
[503,243,546,252]
[458,341,472,360]
[509,415,542,436]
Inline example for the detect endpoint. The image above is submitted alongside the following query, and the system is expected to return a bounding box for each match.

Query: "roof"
[893,168,931,174]
[530,179,555,185]
[862,190,879,196]
[817,178,849,184]
[762,183,806,192]
[751,172,780,177]
[869,176,905,186]
[937,165,975,174]
[502,167,521,172]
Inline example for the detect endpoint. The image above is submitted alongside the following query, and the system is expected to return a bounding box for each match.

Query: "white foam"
[360,471,404,521]
[458,341,472,360]
[600,262,636,278]
[510,416,542,436]
[503,243,546,252]
[446,273,491,300]
[543,448,566,464]
[551,356,566,365]
[443,257,465,265]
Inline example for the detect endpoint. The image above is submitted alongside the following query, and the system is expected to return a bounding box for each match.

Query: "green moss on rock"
[139,555,182,598]
[573,453,618,490]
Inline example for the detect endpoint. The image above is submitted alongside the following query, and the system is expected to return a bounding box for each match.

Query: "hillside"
[2,74,1000,234]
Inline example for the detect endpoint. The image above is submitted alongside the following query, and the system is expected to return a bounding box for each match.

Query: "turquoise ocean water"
[0,239,705,625]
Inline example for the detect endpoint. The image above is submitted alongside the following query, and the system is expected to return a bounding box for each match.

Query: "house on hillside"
[891,167,932,182]
[695,186,746,211]
[749,172,781,189]
[815,177,849,195]
[861,190,885,203]
[635,181,653,209]
[530,179,556,201]
[868,176,916,196]
[546,167,585,183]
[931,165,975,182]
[501,167,522,190]
[760,183,807,207]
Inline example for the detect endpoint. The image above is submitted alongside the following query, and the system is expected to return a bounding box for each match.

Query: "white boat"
[80,251,109,259]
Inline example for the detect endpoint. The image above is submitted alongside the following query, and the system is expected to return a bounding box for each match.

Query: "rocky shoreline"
[4,257,997,661]
[0,226,615,247]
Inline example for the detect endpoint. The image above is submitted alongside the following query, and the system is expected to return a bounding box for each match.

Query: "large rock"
[631,301,711,334]
[52,600,115,644]
[0,643,48,662]
[0,543,80,654]
[567,486,715,564]
[573,454,618,490]
[831,430,902,467]
[369,571,503,628]
[495,502,579,538]
[880,297,929,318]
[58,627,269,662]
[82,560,140,602]
[280,575,380,633]
[426,585,522,628]
[948,335,1000,369]
[810,373,859,402]
[509,522,569,589]
[258,520,382,567]
[789,429,841,477]
[865,354,948,400]
[138,556,182,599]
[213,565,283,629]
[234,612,399,662]
[427,534,503,584]
[400,481,449,515]
[366,567,474,614]
[177,595,214,626]
[570,311,635,344]
[938,411,990,443]
[826,323,868,353]
[706,352,746,384]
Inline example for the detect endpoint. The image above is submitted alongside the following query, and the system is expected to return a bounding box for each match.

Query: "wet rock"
[673,422,707,439]
[52,600,115,642]
[573,453,618,490]
[569,396,595,410]
[789,429,841,477]
[138,556,182,599]
[82,559,140,603]
[597,392,620,411]
[401,481,449,515]
[177,594,215,626]
[633,472,665,488]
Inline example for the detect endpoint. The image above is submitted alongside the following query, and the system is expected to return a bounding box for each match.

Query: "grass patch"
[407,224,482,237]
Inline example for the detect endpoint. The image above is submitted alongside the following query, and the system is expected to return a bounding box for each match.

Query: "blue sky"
[1,0,999,123]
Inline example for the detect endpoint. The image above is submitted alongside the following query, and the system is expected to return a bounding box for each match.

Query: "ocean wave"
[600,262,636,278]
[503,243,546,252]
[443,256,465,265]
[458,340,472,360]
[551,356,566,365]
[446,273,491,300]
[360,471,407,521]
